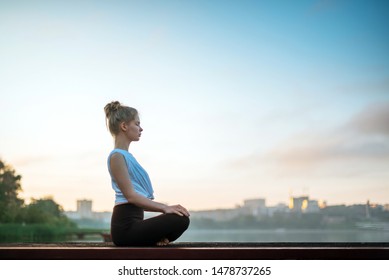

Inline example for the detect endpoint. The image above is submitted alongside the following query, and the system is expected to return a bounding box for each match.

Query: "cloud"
[229,102,389,177]
[274,102,389,168]
[345,102,389,136]
[338,77,389,97]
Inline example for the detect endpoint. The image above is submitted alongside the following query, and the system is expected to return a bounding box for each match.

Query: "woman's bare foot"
[156,238,170,246]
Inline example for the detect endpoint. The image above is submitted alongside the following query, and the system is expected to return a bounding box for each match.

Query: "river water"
[177,228,389,243]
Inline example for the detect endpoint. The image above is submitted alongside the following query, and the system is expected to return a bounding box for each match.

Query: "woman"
[104,101,190,246]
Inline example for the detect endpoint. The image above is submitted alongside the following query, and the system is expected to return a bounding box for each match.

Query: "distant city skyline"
[1,0,388,211]
[64,194,388,213]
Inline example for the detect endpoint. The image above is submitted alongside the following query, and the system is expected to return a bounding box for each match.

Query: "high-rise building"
[289,196,320,213]
[77,199,93,218]
[289,196,309,213]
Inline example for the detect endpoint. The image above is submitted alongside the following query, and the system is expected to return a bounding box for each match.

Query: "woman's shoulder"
[109,149,131,157]
[109,149,136,164]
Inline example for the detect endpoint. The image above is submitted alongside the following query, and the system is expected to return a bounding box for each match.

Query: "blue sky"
[1,0,388,211]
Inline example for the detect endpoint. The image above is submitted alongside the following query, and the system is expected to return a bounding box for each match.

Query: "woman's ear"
[120,121,127,132]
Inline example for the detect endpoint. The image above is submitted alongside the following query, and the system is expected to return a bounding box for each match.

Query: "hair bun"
[104,101,121,118]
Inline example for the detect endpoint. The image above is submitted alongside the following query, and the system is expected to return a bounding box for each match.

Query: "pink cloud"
[229,102,389,177]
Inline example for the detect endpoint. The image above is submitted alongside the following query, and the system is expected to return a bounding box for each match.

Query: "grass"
[0,223,77,242]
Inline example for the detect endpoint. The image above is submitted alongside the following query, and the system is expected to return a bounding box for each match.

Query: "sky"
[1,0,389,212]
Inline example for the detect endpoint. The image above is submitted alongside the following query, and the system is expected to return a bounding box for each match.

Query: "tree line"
[0,159,75,227]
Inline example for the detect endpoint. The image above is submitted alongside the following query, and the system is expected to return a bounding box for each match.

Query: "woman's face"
[124,116,143,141]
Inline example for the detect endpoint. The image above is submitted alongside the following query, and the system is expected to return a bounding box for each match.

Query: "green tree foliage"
[24,198,65,224]
[0,158,76,228]
[0,159,24,222]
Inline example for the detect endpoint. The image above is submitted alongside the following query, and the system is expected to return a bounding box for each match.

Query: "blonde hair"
[104,101,138,136]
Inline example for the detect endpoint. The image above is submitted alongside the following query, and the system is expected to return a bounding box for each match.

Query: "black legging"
[111,203,190,246]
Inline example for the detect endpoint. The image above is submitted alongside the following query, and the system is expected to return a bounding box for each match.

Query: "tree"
[24,197,65,224]
[0,159,24,222]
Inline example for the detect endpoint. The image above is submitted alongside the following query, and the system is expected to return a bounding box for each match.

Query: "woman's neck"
[114,136,131,151]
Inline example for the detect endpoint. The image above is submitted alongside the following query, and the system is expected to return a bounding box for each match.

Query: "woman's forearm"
[124,191,190,217]
[125,192,167,213]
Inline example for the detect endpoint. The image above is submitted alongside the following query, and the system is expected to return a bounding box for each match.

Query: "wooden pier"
[1,242,388,260]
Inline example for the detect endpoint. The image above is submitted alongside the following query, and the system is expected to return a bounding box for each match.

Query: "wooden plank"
[1,243,388,260]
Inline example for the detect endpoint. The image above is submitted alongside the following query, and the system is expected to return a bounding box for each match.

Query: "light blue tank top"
[107,149,154,204]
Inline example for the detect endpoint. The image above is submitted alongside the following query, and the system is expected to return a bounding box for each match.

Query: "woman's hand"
[163,204,190,217]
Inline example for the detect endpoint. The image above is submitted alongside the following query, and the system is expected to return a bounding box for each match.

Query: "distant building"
[318,200,327,209]
[267,203,289,216]
[77,199,93,219]
[240,198,267,216]
[65,199,110,221]
[289,196,320,213]
[64,210,79,220]
[92,211,112,224]
[192,196,325,221]
[191,208,240,221]
[289,196,309,213]
[191,198,269,221]
[306,200,320,213]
